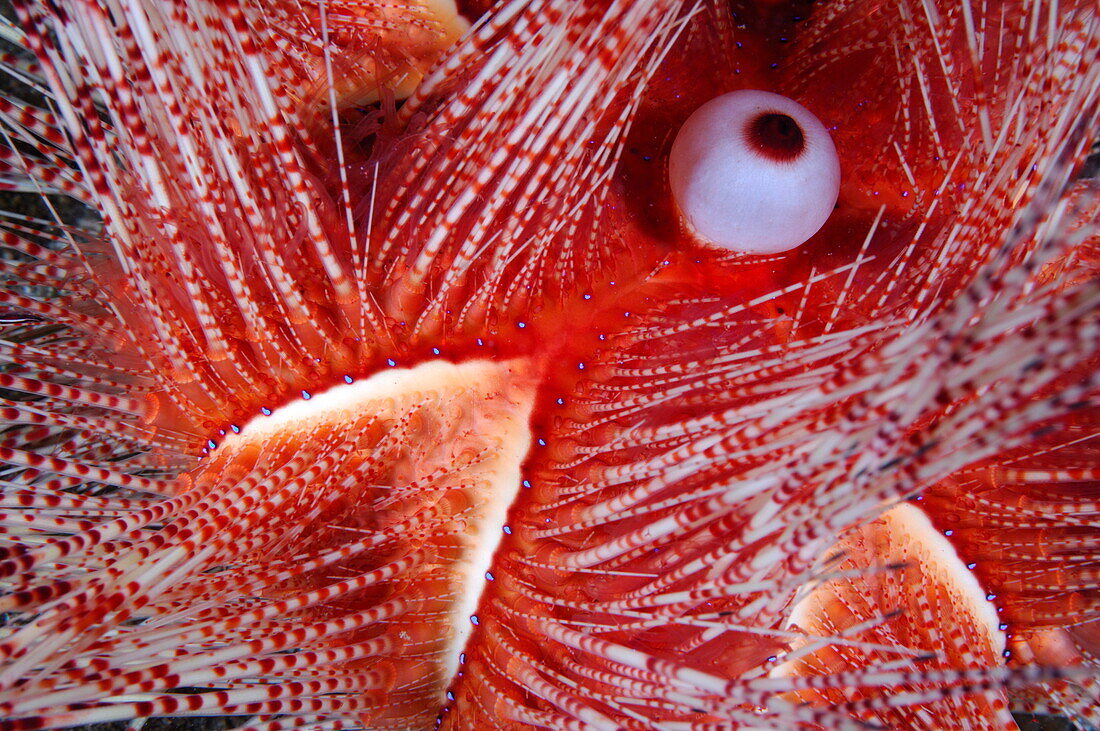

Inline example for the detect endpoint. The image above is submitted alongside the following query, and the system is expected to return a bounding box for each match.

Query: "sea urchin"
[0,0,1098,729]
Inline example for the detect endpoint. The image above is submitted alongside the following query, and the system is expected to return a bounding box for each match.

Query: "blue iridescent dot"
[537,438,547,446]
[577,363,585,370]
[387,358,396,367]
[301,390,311,400]
[556,398,565,405]
[476,338,484,346]
[207,439,217,450]
[485,571,494,581]
[517,322,526,329]
[583,293,592,300]
[432,347,441,355]
[344,375,353,384]
[943,529,953,536]
[470,615,479,626]
[446,691,455,701]
[967,562,977,570]
[522,479,531,488]
[503,525,512,535]
[261,407,272,416]
[230,424,240,433]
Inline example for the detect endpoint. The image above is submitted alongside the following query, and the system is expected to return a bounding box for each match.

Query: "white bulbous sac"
[669,90,841,255]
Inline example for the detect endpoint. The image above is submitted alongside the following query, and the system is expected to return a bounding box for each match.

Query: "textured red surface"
[0,1,1096,729]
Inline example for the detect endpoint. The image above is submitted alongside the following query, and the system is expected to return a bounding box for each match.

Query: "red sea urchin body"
[0,1,1098,730]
